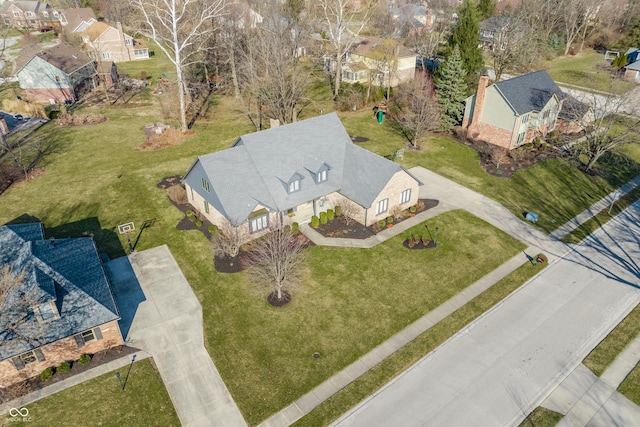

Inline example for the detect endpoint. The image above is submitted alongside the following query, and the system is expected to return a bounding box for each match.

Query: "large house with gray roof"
[0,223,122,387]
[462,70,566,149]
[182,113,422,238]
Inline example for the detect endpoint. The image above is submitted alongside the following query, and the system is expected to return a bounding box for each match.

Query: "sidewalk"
[542,335,640,426]
[259,170,640,427]
[0,350,150,414]
[550,174,640,239]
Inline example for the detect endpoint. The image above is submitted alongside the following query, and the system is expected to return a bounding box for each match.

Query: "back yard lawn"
[544,49,636,94]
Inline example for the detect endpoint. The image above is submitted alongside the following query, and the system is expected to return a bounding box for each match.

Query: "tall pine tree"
[435,46,468,132]
[477,0,495,20]
[450,0,483,86]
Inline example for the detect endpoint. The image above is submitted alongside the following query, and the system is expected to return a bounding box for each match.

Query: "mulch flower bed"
[461,138,572,178]
[0,345,139,403]
[314,199,439,239]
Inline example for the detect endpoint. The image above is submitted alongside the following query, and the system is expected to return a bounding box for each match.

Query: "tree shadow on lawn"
[45,216,126,259]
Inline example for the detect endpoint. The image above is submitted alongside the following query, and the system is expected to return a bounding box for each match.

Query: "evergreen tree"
[449,0,483,84]
[435,46,468,132]
[477,0,495,20]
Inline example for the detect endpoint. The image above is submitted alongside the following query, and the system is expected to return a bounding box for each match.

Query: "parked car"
[14,114,23,120]
[39,27,53,33]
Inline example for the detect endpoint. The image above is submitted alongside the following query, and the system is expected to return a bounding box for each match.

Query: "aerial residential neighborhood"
[1,0,639,426]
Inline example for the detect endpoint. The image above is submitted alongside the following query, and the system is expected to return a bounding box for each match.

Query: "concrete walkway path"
[543,334,640,426]
[125,245,247,427]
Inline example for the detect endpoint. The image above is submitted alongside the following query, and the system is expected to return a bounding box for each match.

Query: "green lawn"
[3,359,179,427]
[583,304,640,377]
[544,49,635,94]
[618,361,640,405]
[296,253,548,426]
[2,69,639,425]
[518,406,563,427]
[116,38,176,82]
[340,109,640,234]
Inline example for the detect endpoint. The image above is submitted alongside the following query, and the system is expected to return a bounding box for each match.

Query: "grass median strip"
[562,185,640,245]
[583,304,640,377]
[292,254,548,426]
[518,406,564,427]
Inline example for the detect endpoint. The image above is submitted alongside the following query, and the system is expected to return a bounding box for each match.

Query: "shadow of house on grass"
[45,216,126,259]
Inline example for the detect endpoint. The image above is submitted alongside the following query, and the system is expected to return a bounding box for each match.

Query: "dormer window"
[38,302,55,321]
[202,178,210,192]
[316,170,327,183]
[288,179,300,193]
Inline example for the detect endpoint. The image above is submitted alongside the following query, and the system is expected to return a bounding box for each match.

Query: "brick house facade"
[183,113,422,240]
[463,71,565,150]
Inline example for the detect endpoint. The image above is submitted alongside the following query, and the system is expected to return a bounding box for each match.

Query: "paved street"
[332,202,640,427]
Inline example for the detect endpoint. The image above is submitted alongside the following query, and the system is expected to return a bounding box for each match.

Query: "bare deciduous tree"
[0,266,45,354]
[389,73,441,148]
[565,90,640,172]
[245,227,307,305]
[210,220,246,259]
[316,0,377,97]
[132,0,226,131]
[336,199,360,226]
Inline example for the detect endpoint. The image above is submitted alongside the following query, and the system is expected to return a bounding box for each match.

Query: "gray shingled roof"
[494,70,566,115]
[34,43,93,75]
[0,223,119,361]
[183,113,419,225]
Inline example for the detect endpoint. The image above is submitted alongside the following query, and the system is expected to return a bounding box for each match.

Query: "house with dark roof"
[182,113,422,238]
[16,43,97,103]
[341,37,417,87]
[479,16,512,51]
[0,223,122,387]
[462,71,566,149]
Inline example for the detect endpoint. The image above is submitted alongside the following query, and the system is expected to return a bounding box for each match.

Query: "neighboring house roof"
[26,43,93,75]
[63,7,96,32]
[84,21,111,42]
[0,1,43,14]
[493,70,565,115]
[624,47,639,56]
[183,113,420,225]
[0,223,120,361]
[351,36,415,59]
[557,95,591,121]
[624,61,640,71]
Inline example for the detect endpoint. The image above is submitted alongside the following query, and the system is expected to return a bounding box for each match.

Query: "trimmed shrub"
[386,216,394,223]
[410,205,417,213]
[311,216,319,228]
[195,220,203,227]
[378,219,386,228]
[327,209,335,220]
[208,224,218,234]
[188,214,196,222]
[40,367,54,381]
[57,361,71,373]
[335,205,343,216]
[292,222,299,233]
[186,210,194,216]
[78,354,92,366]
[320,212,328,224]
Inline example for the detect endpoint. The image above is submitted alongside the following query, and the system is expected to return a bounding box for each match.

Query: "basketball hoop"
[117,222,135,253]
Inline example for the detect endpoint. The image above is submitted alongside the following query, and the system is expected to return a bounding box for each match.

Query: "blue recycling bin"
[525,212,539,223]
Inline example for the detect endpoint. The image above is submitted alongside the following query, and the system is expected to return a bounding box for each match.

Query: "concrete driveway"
[109,245,246,427]
[332,202,640,426]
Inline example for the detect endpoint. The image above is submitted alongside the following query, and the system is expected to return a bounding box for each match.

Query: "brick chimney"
[468,74,489,137]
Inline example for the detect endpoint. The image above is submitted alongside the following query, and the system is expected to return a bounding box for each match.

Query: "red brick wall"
[474,123,514,149]
[24,87,75,103]
[0,320,123,387]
